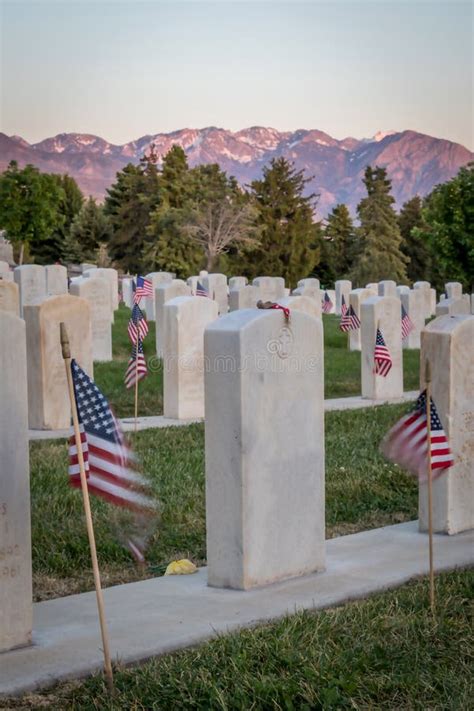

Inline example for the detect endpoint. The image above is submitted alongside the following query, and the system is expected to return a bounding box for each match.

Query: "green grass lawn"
[6,569,473,710]
[30,403,417,601]
[93,307,421,418]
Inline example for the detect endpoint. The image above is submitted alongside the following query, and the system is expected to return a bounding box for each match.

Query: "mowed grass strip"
[30,404,417,601]
[323,314,420,398]
[94,306,162,418]
[6,570,473,710]
[94,308,420,417]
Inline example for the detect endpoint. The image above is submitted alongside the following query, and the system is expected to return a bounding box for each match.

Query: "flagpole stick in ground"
[134,324,139,433]
[60,322,115,694]
[425,359,435,612]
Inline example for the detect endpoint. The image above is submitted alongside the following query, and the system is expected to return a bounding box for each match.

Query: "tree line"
[0,151,472,292]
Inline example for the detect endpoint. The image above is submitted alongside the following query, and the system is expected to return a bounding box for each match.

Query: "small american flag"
[381,389,454,480]
[340,294,348,317]
[195,281,209,297]
[374,327,392,377]
[68,360,156,562]
[128,304,149,344]
[124,338,148,389]
[322,291,333,314]
[133,276,153,304]
[339,304,361,332]
[401,303,414,340]
[68,360,155,512]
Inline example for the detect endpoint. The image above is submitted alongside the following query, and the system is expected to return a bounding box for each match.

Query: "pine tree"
[105,147,160,273]
[249,158,320,286]
[68,197,112,262]
[398,196,431,283]
[144,147,203,277]
[324,203,358,278]
[350,166,407,286]
[62,230,86,264]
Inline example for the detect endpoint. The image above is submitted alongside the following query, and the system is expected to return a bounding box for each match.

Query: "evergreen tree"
[324,203,358,278]
[144,147,203,277]
[105,146,161,272]
[316,233,336,287]
[67,197,112,262]
[44,174,84,263]
[414,163,474,292]
[249,158,320,286]
[398,196,431,283]
[350,166,407,285]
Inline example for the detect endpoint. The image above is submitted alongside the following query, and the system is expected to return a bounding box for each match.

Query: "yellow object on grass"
[164,558,197,576]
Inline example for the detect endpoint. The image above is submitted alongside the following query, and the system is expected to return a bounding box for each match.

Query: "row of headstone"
[1,305,473,650]
[0,260,13,281]
[12,265,67,316]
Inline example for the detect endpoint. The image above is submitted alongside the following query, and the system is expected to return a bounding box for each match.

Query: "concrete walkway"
[29,392,418,440]
[1,520,472,696]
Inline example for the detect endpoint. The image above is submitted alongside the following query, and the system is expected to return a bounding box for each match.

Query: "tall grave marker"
[205,308,325,589]
[0,312,32,652]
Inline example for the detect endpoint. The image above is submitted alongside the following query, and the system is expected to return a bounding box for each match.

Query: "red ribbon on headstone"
[257,300,291,321]
[269,303,290,321]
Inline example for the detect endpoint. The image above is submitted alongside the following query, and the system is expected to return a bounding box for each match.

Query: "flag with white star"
[381,389,454,480]
[68,359,156,515]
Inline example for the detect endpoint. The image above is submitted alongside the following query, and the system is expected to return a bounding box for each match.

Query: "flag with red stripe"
[322,291,333,313]
[133,276,153,304]
[67,359,157,560]
[124,338,148,389]
[374,327,392,377]
[340,294,348,317]
[195,281,208,297]
[339,304,360,332]
[381,389,454,480]
[401,303,415,340]
[128,304,149,344]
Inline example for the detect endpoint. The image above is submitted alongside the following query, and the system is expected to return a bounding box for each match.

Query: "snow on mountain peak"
[373,130,396,142]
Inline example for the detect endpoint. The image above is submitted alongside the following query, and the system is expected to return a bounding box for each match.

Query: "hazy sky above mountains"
[1,0,472,149]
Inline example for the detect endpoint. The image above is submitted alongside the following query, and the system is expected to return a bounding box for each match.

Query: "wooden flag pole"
[134,323,139,433]
[425,359,435,612]
[60,323,114,694]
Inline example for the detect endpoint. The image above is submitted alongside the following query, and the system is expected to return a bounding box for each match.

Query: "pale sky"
[1,0,472,148]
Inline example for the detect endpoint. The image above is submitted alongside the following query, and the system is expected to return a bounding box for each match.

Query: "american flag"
[124,338,148,389]
[340,294,348,317]
[133,276,153,304]
[374,327,392,377]
[195,281,209,297]
[127,304,149,344]
[339,304,361,332]
[401,303,414,340]
[322,291,333,314]
[68,360,155,513]
[381,389,454,481]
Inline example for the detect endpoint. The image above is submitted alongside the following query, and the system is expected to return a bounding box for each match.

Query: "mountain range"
[1,127,472,217]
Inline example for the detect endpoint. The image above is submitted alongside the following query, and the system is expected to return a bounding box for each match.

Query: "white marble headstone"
[0,312,32,653]
[163,296,218,419]
[45,265,68,296]
[14,265,46,316]
[70,277,112,361]
[419,315,474,534]
[155,280,191,357]
[204,308,325,589]
[361,296,403,399]
[24,294,93,429]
